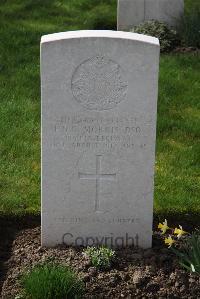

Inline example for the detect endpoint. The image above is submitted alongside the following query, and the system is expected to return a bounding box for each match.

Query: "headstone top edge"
[41,30,159,47]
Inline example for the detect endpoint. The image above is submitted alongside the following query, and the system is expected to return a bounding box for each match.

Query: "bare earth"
[1,226,200,299]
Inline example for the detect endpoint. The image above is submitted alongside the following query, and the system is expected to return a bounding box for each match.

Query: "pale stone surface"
[118,0,184,30]
[41,30,160,248]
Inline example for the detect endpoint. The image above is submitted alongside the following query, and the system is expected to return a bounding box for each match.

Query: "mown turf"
[0,0,199,217]
[155,54,200,214]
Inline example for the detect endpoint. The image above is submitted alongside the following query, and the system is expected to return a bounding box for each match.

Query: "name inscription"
[51,115,148,150]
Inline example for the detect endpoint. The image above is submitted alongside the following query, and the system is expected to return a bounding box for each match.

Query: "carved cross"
[79,155,116,212]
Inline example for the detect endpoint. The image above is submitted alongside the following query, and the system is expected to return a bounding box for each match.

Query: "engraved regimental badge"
[71,56,128,111]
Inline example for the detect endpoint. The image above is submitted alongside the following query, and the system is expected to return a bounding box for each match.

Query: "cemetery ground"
[0,0,200,298]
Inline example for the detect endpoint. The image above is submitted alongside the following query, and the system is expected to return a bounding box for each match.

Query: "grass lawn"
[0,0,199,217]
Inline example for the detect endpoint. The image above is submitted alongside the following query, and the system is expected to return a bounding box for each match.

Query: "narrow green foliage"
[21,262,84,299]
[84,246,115,269]
[172,231,200,275]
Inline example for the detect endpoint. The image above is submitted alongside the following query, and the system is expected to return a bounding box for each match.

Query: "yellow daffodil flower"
[158,219,169,234]
[164,236,175,248]
[174,225,187,239]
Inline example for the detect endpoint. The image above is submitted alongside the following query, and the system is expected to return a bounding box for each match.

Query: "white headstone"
[41,30,160,248]
[118,0,184,30]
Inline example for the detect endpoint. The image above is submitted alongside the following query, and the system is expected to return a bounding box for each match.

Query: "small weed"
[84,246,115,269]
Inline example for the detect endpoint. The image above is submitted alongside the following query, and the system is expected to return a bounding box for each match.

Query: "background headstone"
[41,30,160,248]
[118,0,184,30]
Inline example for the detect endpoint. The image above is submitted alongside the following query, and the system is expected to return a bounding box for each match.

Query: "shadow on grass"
[154,212,200,232]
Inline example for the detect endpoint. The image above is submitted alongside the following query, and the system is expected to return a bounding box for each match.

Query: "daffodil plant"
[157,219,187,248]
[158,220,200,276]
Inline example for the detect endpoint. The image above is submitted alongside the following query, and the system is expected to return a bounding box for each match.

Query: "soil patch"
[0,215,40,294]
[1,226,200,299]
